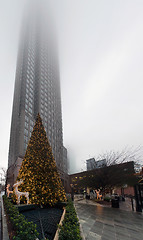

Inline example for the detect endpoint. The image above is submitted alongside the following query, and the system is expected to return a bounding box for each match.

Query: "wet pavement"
[75,200,143,240]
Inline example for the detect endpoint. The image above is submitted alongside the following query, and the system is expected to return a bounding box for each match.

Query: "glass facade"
[8,8,66,175]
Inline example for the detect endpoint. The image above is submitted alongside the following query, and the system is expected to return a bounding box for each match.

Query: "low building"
[69,161,135,195]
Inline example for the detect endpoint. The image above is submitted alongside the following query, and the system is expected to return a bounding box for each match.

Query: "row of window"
[25,104,32,113]
[25,115,29,122]
[25,98,33,108]
[25,115,34,125]
[27,73,34,80]
[24,121,33,130]
[25,109,32,116]
[24,142,28,151]
[26,87,33,95]
[27,63,34,73]
[40,95,54,106]
[25,122,28,128]
[24,135,28,143]
[28,46,35,57]
[24,125,33,141]
[40,88,53,97]
[41,81,51,89]
[26,82,33,90]
[27,68,34,76]
[26,92,33,100]
[28,57,34,67]
[26,73,34,82]
[24,128,28,136]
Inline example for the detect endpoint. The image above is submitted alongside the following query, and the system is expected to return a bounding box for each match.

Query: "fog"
[0,0,143,173]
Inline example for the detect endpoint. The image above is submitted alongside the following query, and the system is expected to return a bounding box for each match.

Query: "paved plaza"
[75,200,143,240]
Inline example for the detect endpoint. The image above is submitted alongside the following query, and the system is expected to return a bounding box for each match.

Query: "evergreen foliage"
[59,198,82,240]
[3,195,39,240]
[16,113,66,206]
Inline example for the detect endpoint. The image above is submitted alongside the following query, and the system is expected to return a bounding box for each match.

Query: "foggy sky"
[0,0,143,173]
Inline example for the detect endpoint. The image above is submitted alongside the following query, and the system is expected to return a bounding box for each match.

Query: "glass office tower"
[7,3,68,186]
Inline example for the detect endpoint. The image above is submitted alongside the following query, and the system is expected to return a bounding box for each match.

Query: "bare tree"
[77,147,143,194]
[0,167,6,191]
[95,146,143,167]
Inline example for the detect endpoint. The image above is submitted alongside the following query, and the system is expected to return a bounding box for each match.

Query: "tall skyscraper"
[7,3,68,186]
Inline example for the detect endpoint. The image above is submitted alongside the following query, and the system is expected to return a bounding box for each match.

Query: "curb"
[54,207,66,240]
[1,194,9,240]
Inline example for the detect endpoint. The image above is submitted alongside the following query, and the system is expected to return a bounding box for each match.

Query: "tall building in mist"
[86,158,106,170]
[7,4,68,186]
[86,158,96,171]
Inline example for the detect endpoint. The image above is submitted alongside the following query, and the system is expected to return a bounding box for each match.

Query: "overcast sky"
[0,0,143,173]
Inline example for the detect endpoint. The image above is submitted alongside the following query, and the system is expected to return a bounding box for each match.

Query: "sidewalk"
[119,197,133,212]
[0,194,2,240]
[0,192,9,240]
[75,197,135,212]
[75,199,143,240]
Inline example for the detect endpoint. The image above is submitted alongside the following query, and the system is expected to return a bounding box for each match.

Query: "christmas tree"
[17,113,66,206]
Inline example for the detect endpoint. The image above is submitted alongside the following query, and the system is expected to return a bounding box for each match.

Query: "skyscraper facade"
[7,4,68,186]
[86,158,96,171]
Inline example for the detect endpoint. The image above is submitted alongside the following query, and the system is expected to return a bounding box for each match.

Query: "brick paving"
[75,200,143,240]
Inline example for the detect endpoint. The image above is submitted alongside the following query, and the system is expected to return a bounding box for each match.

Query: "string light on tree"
[16,113,66,206]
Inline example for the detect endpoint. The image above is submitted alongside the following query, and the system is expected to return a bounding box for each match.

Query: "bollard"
[131,197,134,211]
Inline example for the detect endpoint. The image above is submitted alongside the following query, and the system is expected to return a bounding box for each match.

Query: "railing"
[74,194,84,201]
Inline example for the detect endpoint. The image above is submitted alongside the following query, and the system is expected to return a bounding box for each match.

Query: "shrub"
[59,198,82,240]
[94,198,102,202]
[104,196,111,202]
[3,195,39,240]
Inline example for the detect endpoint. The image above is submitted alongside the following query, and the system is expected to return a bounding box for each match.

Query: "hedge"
[59,198,82,240]
[3,195,39,240]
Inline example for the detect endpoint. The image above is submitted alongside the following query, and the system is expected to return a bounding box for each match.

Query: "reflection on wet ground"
[75,200,143,240]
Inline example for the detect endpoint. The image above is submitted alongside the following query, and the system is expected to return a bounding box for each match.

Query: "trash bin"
[86,194,90,200]
[115,195,120,201]
[111,199,119,208]
[122,196,125,201]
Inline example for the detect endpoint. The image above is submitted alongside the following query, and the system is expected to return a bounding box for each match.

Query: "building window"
[29,102,33,108]
[29,97,33,103]
[30,87,33,93]
[29,92,33,98]
[30,119,34,126]
[25,104,28,110]
[25,98,28,104]
[25,122,29,128]
[24,128,28,136]
[29,108,32,114]
[30,126,33,132]
[24,135,28,143]
[25,115,29,122]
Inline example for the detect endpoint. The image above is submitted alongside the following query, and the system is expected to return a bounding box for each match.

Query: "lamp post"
[70,184,74,201]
